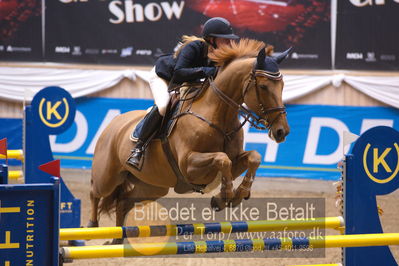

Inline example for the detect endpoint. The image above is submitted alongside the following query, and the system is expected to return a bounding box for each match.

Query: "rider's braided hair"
[173,35,206,58]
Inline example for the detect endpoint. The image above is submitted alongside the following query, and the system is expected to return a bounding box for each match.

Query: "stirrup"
[126,148,144,170]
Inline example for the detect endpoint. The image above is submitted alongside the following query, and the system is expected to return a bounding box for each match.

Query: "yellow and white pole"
[62,233,399,260]
[0,150,24,161]
[60,216,344,241]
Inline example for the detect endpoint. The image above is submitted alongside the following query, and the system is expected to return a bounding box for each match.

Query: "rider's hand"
[203,67,217,78]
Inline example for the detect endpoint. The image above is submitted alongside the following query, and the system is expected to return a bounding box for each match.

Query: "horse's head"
[242,47,291,143]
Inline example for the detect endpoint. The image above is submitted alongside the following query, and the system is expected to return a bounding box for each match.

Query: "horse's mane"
[209,38,274,67]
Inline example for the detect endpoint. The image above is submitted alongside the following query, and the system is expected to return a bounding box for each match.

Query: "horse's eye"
[260,85,268,90]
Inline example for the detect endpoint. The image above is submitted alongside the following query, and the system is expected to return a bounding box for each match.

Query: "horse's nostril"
[277,129,284,138]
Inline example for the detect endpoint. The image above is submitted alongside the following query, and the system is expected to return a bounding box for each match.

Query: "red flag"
[38,159,61,178]
[0,138,7,160]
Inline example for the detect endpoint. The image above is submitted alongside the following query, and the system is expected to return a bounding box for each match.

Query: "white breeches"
[149,66,170,116]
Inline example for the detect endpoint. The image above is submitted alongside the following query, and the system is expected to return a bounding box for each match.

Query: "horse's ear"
[275,47,293,64]
[256,47,266,70]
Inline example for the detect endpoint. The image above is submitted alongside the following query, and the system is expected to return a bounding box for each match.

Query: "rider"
[127,17,239,168]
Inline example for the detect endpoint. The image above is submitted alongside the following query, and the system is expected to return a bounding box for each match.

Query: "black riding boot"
[127,106,163,168]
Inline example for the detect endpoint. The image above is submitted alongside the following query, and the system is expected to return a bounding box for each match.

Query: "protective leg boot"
[127,106,163,169]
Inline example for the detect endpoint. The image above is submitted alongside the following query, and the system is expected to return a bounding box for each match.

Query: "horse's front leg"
[230,150,261,207]
[186,152,234,211]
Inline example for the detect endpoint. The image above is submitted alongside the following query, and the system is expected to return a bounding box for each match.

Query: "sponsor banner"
[0,0,43,61]
[0,98,399,180]
[45,0,195,64]
[2,98,398,180]
[45,0,331,68]
[48,98,399,180]
[335,0,399,70]
[188,0,332,69]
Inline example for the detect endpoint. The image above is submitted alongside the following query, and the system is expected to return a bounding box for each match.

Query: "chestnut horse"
[89,39,290,229]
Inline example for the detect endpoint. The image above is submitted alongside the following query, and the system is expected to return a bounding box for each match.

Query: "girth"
[161,137,206,194]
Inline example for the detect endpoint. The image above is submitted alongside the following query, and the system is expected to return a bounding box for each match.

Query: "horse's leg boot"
[127,106,163,169]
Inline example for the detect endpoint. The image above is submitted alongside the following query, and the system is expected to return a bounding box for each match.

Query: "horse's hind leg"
[112,178,169,244]
[115,179,169,226]
[88,185,100,227]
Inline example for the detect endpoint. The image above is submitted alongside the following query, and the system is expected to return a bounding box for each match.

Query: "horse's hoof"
[244,192,251,200]
[103,238,123,245]
[87,220,99,227]
[112,238,124,245]
[211,196,226,212]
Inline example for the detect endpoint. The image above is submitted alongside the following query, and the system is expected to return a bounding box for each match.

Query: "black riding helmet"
[202,17,239,40]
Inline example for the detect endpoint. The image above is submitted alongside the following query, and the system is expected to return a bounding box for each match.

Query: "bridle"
[210,66,287,131]
[171,64,287,142]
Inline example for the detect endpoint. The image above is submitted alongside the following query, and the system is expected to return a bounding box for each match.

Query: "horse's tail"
[99,179,132,216]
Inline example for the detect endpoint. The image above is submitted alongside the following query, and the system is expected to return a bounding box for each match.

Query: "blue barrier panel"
[2,99,398,180]
[47,100,398,179]
[0,165,8,185]
[345,126,399,266]
[0,178,60,266]
[25,86,81,229]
